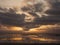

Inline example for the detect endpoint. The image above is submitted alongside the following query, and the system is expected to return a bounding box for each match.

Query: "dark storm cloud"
[45,0,60,15]
[0,8,25,26]
[0,0,60,30]
[42,0,60,24]
[21,3,42,12]
[0,7,44,30]
[45,9,60,15]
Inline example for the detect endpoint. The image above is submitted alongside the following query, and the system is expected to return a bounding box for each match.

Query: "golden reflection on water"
[0,38,7,40]
[0,37,57,43]
[0,38,23,41]
[0,24,60,43]
[31,38,57,42]
[9,38,23,41]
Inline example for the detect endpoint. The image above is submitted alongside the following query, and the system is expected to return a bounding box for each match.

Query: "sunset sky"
[0,0,60,43]
[0,0,51,8]
[0,0,60,30]
[0,0,37,8]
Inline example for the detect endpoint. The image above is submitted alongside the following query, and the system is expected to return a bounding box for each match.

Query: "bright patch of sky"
[0,0,42,8]
[0,0,24,8]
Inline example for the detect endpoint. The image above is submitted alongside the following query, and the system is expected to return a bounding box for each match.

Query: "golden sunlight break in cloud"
[9,26,24,31]
[28,24,60,33]
[0,24,24,31]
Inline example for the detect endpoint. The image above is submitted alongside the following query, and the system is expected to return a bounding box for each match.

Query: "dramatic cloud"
[0,0,60,30]
[45,0,60,15]
[0,0,60,43]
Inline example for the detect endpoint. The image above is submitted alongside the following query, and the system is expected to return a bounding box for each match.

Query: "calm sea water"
[0,32,60,43]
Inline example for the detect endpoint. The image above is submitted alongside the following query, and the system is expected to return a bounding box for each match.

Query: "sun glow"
[28,27,47,33]
[28,25,59,33]
[9,26,23,31]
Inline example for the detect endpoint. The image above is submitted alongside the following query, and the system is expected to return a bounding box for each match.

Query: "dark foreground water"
[0,31,60,43]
